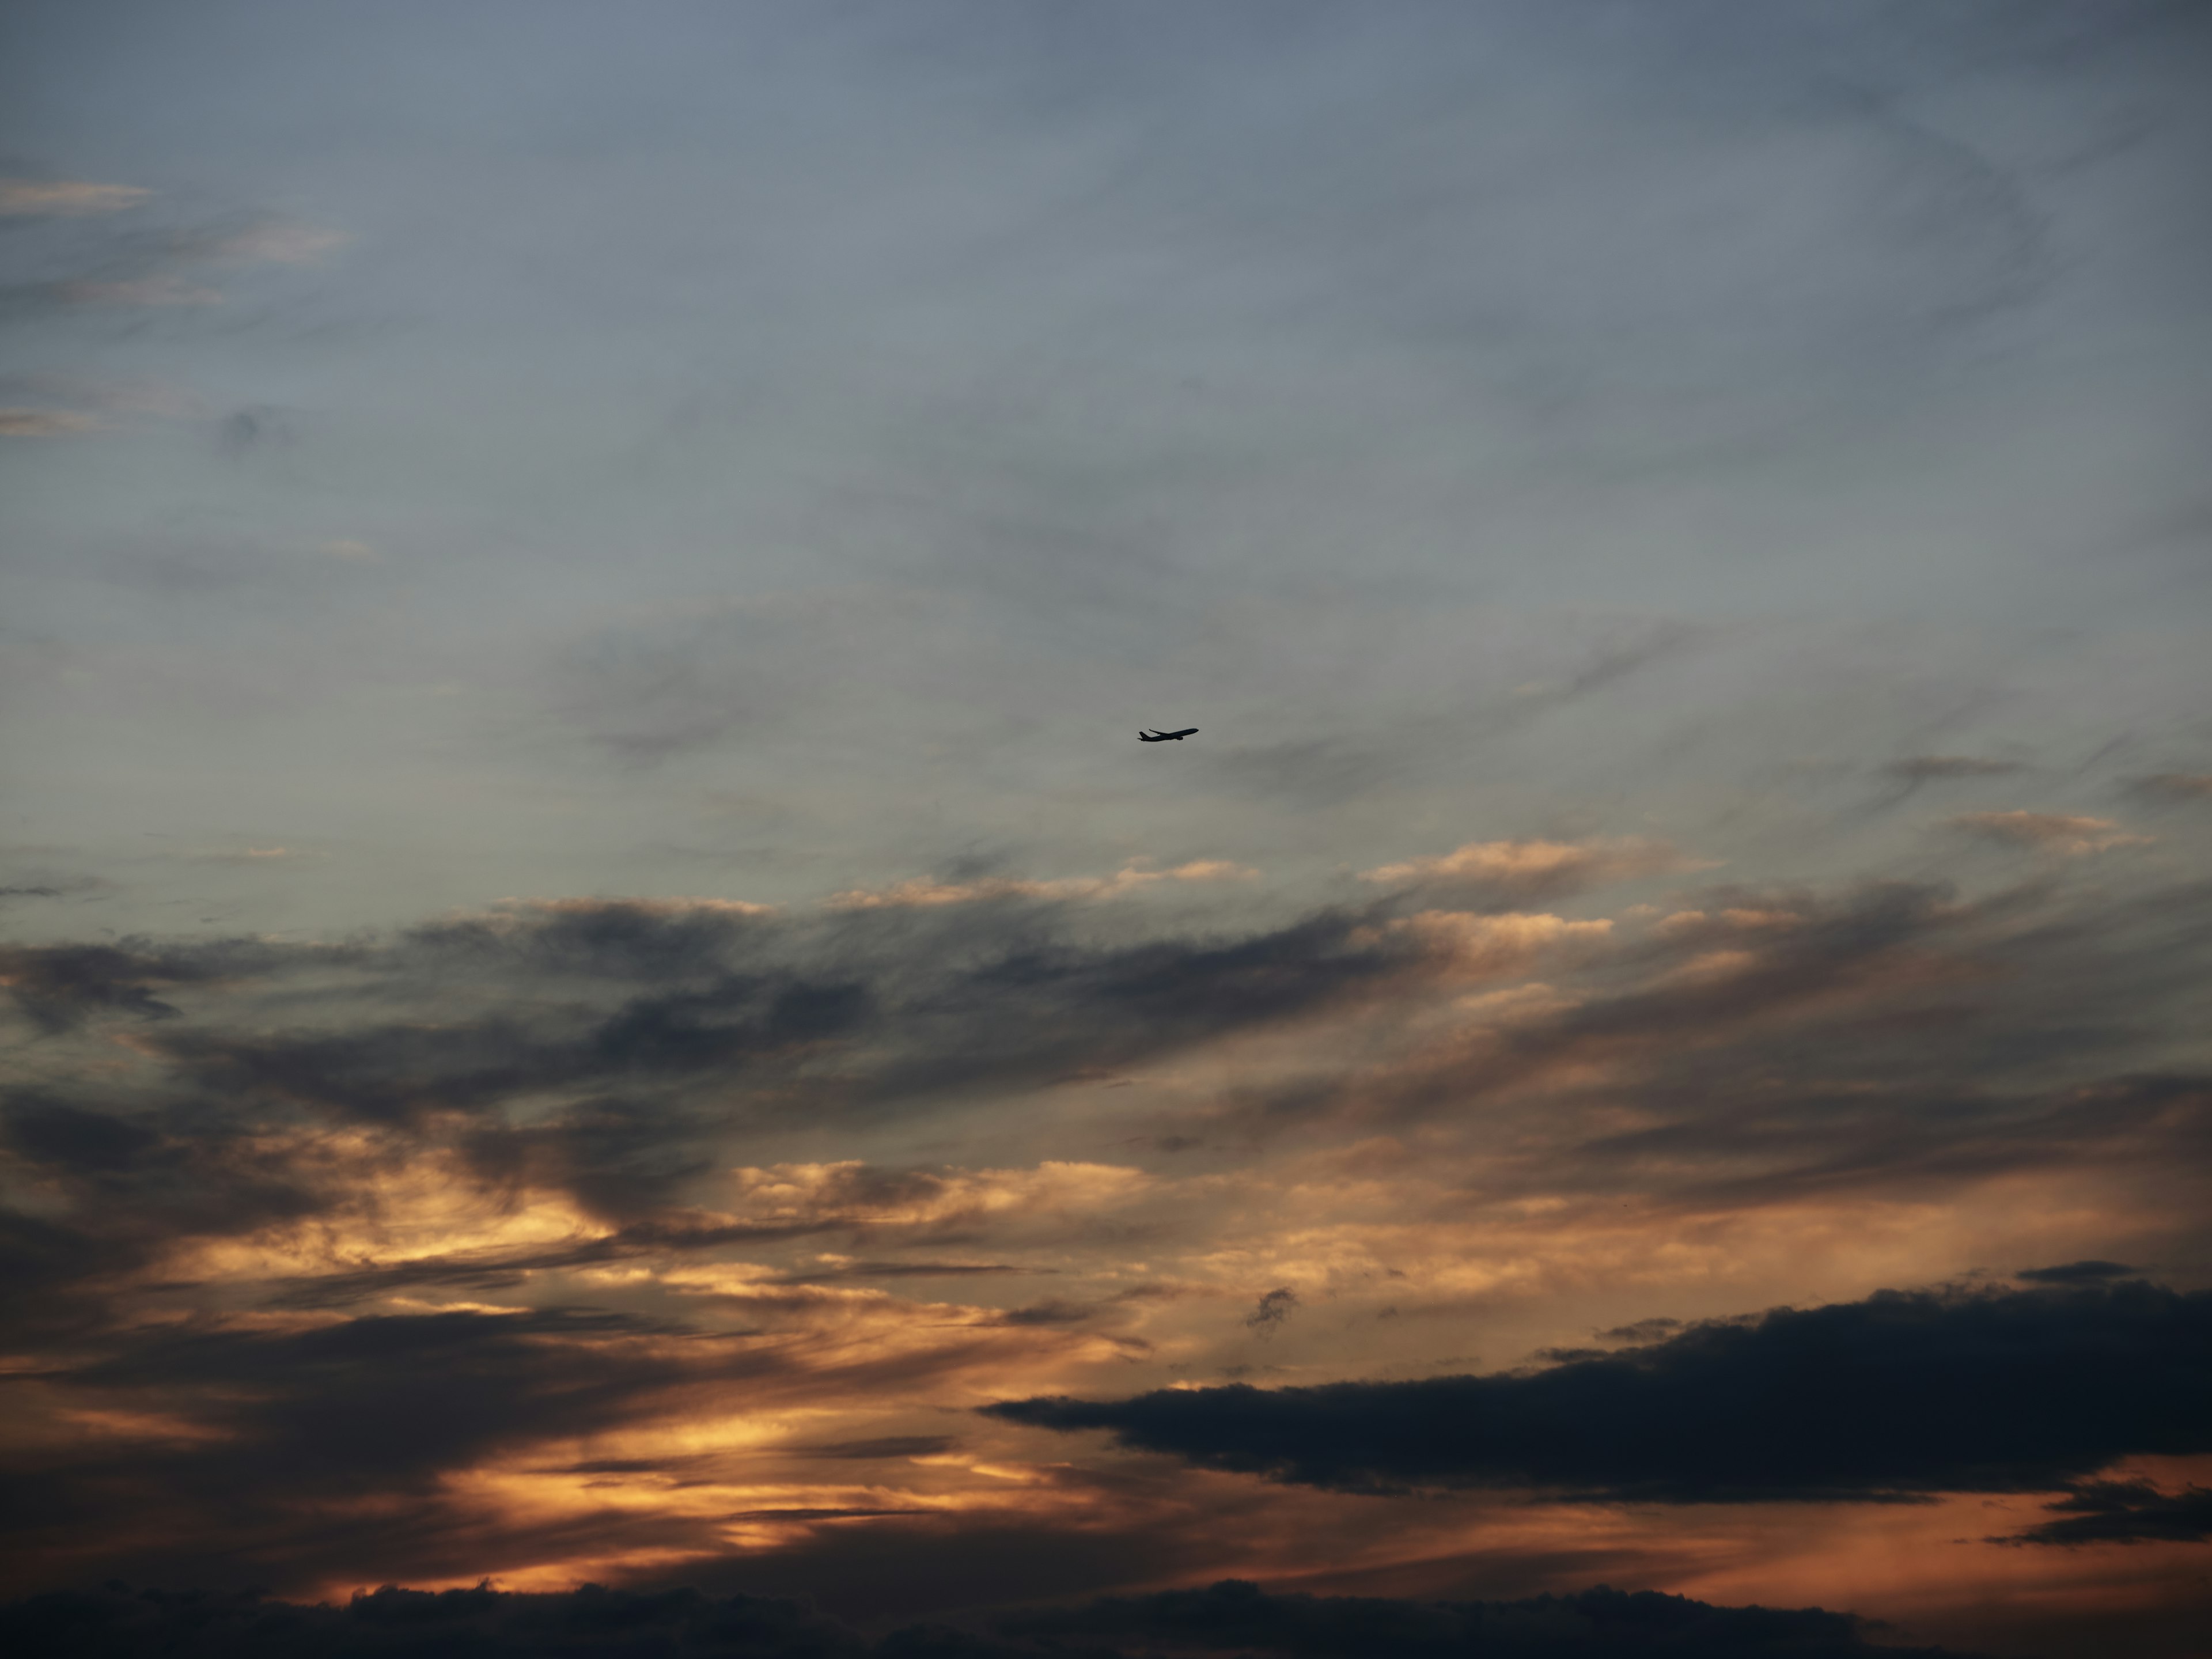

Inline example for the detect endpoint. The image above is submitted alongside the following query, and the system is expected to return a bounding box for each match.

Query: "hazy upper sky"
[2,6,2209,1658]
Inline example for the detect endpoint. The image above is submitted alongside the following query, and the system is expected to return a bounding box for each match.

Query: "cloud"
[54,276,225,307]
[2131,773,2212,803]
[1945,812,2150,855]
[1376,911,1612,979]
[0,408,100,437]
[1999,1480,2212,1547]
[1883,756,2025,782]
[1359,839,1691,901]
[0,1578,1971,1658]
[196,221,349,266]
[1244,1286,1301,1335]
[0,179,149,216]
[0,377,200,435]
[0,192,340,327]
[987,1281,2212,1505]
[828,861,1255,910]
[999,1579,1963,1659]
[2017,1260,2138,1285]
[1,865,2206,1603]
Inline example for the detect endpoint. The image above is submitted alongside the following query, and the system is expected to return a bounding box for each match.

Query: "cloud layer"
[989,1281,2212,1508]
[0,1579,1971,1659]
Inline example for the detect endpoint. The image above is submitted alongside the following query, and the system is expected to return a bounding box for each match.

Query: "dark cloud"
[0,944,185,1032]
[794,1435,961,1461]
[1882,756,2025,783]
[988,1281,2212,1506]
[0,1205,143,1338]
[215,403,305,459]
[1999,1479,2212,1547]
[63,1306,725,1486]
[2017,1260,2138,1284]
[1596,1317,1683,1343]
[10,898,1415,1157]
[2130,772,2212,803]
[1245,1286,1301,1335]
[0,937,297,1034]
[0,1090,323,1233]
[1237,875,2212,1203]
[998,1578,1966,1659]
[2,872,2207,1605]
[785,1262,1041,1282]
[0,1306,794,1595]
[0,1578,1973,1659]
[3,868,2206,1320]
[0,1583,868,1659]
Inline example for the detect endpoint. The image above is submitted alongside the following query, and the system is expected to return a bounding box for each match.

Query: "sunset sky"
[2,5,2209,1657]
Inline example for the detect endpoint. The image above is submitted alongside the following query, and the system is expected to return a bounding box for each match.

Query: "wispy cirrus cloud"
[1880,755,2027,795]
[1358,838,1693,901]
[0,407,100,437]
[54,274,225,308]
[0,1578,1970,1658]
[828,860,1255,911]
[191,221,348,266]
[2131,773,2212,803]
[1946,811,2151,855]
[0,177,149,216]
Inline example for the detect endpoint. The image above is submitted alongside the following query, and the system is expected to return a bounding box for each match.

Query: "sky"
[1,3,2209,1656]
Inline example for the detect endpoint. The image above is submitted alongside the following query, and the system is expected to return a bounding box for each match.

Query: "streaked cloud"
[0,177,149,216]
[1946,811,2152,855]
[828,860,1255,910]
[2,0,2208,1646]
[196,221,349,266]
[2001,1479,2212,1547]
[989,1280,2212,1508]
[2132,772,2212,802]
[0,408,100,437]
[55,275,225,307]
[1359,839,1691,899]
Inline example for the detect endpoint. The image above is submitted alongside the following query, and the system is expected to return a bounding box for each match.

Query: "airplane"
[1139,727,1199,743]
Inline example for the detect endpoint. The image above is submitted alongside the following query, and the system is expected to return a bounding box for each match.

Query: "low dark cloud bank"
[2000,1480,2212,1547]
[989,1281,2212,1512]
[0,1578,1971,1658]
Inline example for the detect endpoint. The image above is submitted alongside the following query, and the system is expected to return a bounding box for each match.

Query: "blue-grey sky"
[5,0,2207,933]
[2,6,2209,1655]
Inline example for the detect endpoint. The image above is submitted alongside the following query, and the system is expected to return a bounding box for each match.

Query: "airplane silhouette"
[1139,728,1198,743]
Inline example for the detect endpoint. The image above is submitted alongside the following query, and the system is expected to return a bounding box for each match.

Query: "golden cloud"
[1360,837,1694,893]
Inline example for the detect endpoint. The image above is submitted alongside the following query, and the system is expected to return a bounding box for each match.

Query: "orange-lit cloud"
[1361,837,1694,896]
[1,853,2206,1643]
